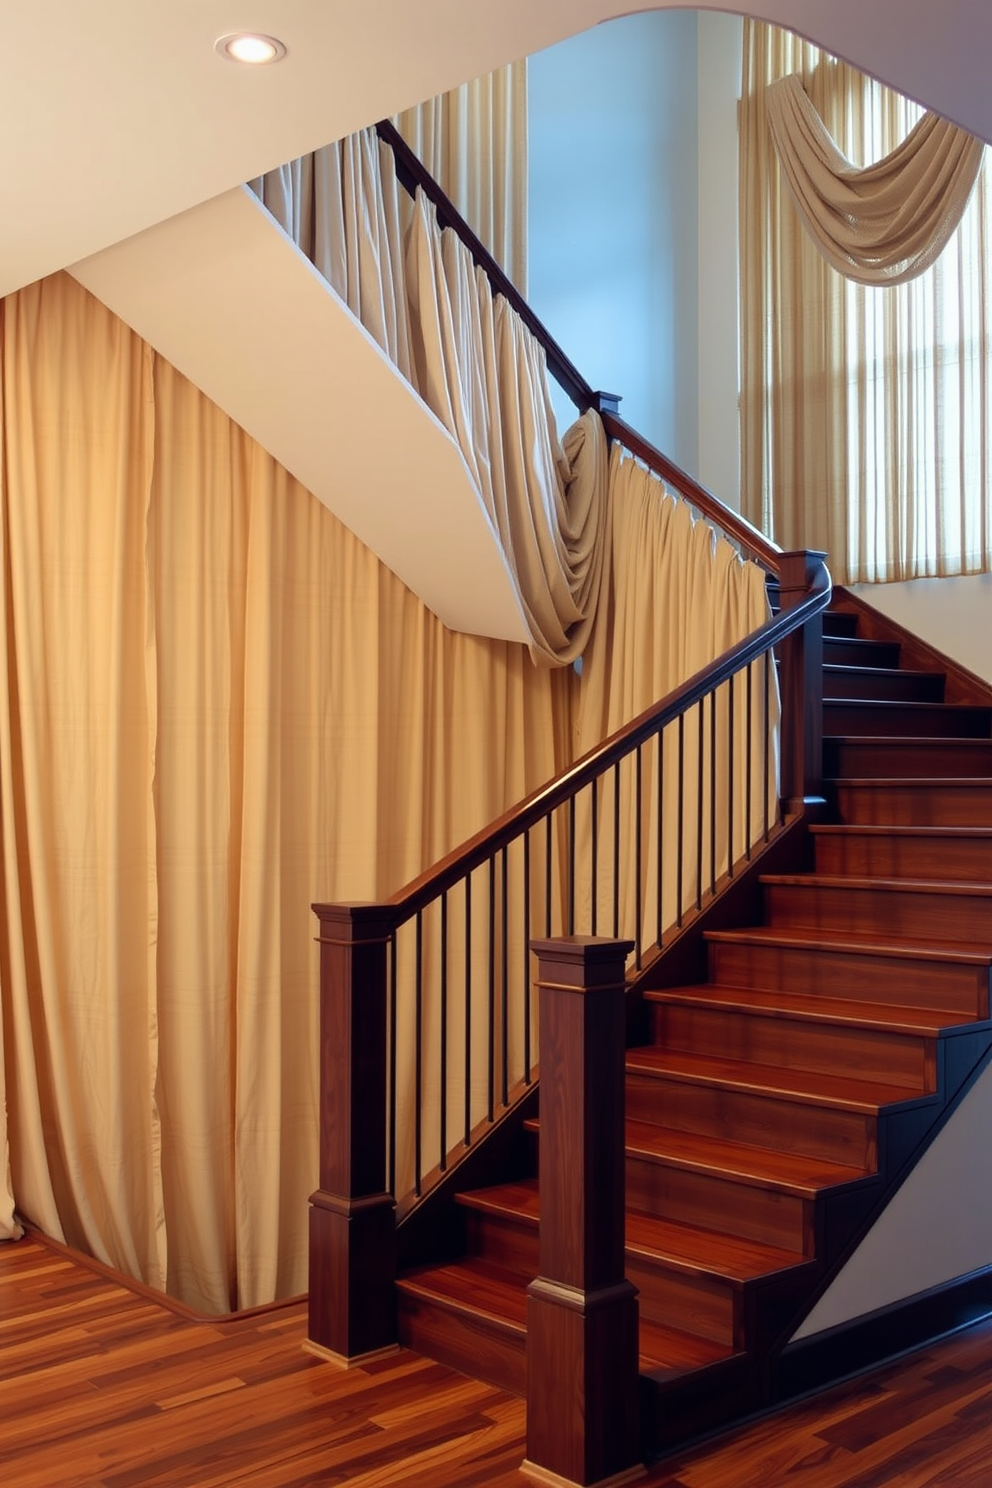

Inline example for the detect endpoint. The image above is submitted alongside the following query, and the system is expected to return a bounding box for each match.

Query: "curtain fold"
[0,273,576,1304]
[766,71,984,286]
[740,20,992,584]
[393,60,528,292]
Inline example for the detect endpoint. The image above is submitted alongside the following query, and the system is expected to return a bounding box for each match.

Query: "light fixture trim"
[215,32,287,65]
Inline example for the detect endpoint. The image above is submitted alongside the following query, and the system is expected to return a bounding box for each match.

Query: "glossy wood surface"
[7,1231,992,1486]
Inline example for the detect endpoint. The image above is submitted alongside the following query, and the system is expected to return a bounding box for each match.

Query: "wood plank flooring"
[4,1230,992,1486]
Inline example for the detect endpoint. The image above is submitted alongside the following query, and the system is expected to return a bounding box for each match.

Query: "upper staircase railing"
[306,120,831,1370]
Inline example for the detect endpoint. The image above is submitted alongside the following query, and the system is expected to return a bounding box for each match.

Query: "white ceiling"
[4,1,992,302]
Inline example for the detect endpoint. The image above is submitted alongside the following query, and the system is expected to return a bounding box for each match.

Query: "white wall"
[527,12,700,471]
[850,575,992,685]
[794,1059,992,1337]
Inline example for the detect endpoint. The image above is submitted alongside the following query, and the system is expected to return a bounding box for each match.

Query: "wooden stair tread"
[828,775,992,785]
[637,1319,742,1378]
[398,1253,743,1377]
[823,665,940,684]
[626,1046,927,1113]
[811,824,992,839]
[643,981,975,1034]
[624,1120,871,1196]
[458,1179,808,1282]
[762,872,992,897]
[705,922,992,967]
[397,1258,528,1332]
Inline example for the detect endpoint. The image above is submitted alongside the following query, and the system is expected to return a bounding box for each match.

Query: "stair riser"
[397,1290,525,1395]
[626,1071,876,1170]
[708,939,989,1017]
[822,611,859,638]
[822,639,900,669]
[765,882,992,947]
[465,1208,742,1349]
[464,1210,536,1275]
[813,834,992,881]
[834,783,992,828]
[823,701,992,738]
[625,1149,812,1255]
[824,738,992,779]
[822,670,944,703]
[650,1003,931,1093]
[627,1254,737,1347]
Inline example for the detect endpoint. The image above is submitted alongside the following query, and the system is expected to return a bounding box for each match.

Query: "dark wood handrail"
[379,558,830,921]
[374,118,597,414]
[601,412,781,573]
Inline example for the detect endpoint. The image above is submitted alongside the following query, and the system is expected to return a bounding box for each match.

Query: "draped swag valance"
[765,70,986,285]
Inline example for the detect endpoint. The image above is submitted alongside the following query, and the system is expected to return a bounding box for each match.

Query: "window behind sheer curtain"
[740,21,991,584]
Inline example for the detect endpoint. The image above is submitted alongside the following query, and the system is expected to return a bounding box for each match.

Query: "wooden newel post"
[777,549,827,817]
[524,937,643,1488]
[307,903,398,1365]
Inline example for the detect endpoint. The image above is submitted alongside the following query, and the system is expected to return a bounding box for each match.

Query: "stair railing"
[305,121,832,1367]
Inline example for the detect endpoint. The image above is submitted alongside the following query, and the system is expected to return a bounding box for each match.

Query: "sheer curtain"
[0,273,576,1301]
[740,20,992,584]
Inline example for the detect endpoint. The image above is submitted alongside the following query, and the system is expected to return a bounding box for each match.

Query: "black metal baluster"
[415,910,423,1195]
[709,688,717,896]
[677,713,685,927]
[746,661,754,861]
[388,931,397,1196]
[635,745,643,968]
[764,648,772,840]
[523,831,532,1084]
[612,762,621,938]
[464,875,472,1147]
[501,845,509,1109]
[727,675,736,877]
[439,891,448,1172]
[591,776,599,937]
[656,727,664,947]
[488,858,496,1123]
[696,699,704,912]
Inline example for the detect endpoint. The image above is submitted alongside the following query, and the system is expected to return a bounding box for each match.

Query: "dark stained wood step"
[821,665,945,703]
[623,1118,873,1196]
[646,981,939,1092]
[832,777,992,827]
[455,1180,812,1348]
[396,1258,528,1395]
[812,823,992,880]
[637,1320,742,1380]
[645,980,975,1035]
[822,636,900,668]
[822,609,860,637]
[762,873,992,946]
[823,699,992,738]
[824,735,992,779]
[625,1047,926,1118]
[705,923,992,1017]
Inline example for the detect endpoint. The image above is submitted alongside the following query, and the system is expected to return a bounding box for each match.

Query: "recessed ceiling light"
[215,33,287,65]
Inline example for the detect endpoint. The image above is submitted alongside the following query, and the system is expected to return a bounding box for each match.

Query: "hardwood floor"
[3,1230,992,1486]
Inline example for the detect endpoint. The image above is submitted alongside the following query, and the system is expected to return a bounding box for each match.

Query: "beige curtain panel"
[254,121,605,666]
[577,447,778,942]
[0,273,576,1299]
[406,192,608,665]
[392,59,528,293]
[766,71,985,286]
[740,20,992,584]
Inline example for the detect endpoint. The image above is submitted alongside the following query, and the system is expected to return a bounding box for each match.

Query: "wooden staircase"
[394,593,992,1455]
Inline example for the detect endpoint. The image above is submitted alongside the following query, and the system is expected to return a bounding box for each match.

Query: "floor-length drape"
[577,447,776,942]
[741,20,992,583]
[0,273,575,1305]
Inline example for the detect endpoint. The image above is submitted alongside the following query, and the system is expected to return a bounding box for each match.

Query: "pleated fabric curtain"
[740,20,992,584]
[0,274,577,1302]
[576,448,777,945]
[392,60,528,293]
[252,122,607,666]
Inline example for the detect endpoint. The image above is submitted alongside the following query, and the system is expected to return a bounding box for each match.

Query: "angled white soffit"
[3,1,992,302]
[70,188,529,643]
